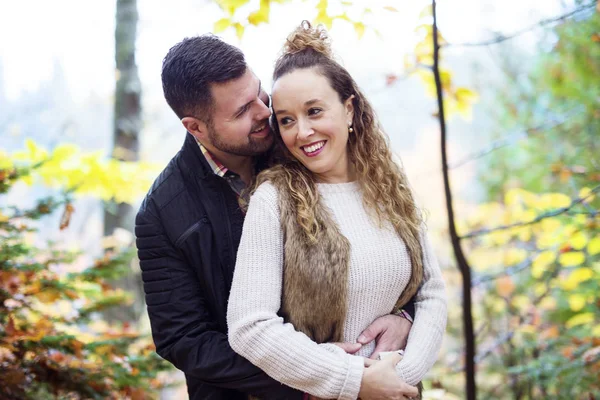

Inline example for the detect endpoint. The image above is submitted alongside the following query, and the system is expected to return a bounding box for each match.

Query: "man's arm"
[135,202,301,399]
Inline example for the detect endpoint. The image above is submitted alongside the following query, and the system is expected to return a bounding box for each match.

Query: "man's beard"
[207,123,273,157]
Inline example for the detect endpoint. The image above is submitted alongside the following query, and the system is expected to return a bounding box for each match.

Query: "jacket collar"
[180,131,212,180]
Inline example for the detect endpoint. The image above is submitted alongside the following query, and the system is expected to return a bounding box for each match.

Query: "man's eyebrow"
[233,80,262,117]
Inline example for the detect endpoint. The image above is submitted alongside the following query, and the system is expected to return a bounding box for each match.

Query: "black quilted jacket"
[135,133,300,400]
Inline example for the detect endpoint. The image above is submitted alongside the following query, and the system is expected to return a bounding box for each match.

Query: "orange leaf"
[592,33,600,43]
[59,202,75,230]
[0,346,16,363]
[6,315,16,336]
[540,326,559,340]
[562,345,575,359]
[386,74,398,86]
[583,346,600,364]
[496,276,515,297]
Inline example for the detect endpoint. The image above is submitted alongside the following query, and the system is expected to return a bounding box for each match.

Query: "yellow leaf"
[354,22,365,39]
[36,290,62,304]
[559,251,585,267]
[533,283,547,297]
[234,23,244,40]
[418,5,432,19]
[215,0,251,16]
[588,237,600,256]
[504,248,527,266]
[592,324,600,337]
[520,325,536,335]
[214,18,231,33]
[468,247,504,271]
[568,294,586,311]
[497,276,515,297]
[565,312,594,329]
[537,193,571,210]
[568,231,588,250]
[384,6,399,12]
[579,186,596,203]
[540,296,557,310]
[511,295,529,311]
[560,268,594,290]
[533,250,556,269]
[314,11,333,29]
[247,0,270,26]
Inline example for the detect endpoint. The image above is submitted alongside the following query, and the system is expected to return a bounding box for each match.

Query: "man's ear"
[181,117,209,142]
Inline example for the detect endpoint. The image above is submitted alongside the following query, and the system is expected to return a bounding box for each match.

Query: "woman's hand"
[358,352,418,400]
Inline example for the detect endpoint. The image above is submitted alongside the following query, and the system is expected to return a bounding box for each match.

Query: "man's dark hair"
[161,34,247,122]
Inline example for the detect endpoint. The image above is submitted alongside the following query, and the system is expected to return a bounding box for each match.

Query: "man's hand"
[358,314,412,360]
[330,342,362,354]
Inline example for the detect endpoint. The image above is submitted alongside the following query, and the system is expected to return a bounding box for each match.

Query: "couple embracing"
[136,21,447,400]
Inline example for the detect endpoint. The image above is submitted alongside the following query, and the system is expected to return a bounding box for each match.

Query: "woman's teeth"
[303,141,325,153]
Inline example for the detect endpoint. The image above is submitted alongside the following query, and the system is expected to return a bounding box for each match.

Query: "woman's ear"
[344,94,355,123]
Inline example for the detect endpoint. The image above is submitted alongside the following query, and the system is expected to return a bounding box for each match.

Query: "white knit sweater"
[227,181,447,400]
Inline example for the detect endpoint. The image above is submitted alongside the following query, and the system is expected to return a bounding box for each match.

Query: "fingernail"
[358,335,366,343]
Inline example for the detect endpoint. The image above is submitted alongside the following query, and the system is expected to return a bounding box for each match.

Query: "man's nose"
[256,97,271,120]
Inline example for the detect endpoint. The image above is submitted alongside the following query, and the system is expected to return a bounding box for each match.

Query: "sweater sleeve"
[395,227,448,385]
[227,183,364,400]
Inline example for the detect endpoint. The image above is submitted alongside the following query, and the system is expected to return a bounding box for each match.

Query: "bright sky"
[0,0,567,102]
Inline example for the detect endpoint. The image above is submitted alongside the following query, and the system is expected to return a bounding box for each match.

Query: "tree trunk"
[431,1,477,398]
[104,0,142,322]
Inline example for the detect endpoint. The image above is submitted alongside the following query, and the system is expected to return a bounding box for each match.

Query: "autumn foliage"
[0,144,171,399]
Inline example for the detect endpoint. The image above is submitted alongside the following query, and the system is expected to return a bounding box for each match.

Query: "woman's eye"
[308,108,322,116]
[279,117,292,126]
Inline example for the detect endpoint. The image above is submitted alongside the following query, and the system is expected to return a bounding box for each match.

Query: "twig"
[461,185,600,239]
[449,113,576,170]
[444,3,595,48]
[471,257,534,286]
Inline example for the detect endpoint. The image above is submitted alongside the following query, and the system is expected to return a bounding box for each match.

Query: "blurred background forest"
[0,0,598,399]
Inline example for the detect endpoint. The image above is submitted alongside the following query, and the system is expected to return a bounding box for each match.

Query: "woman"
[227,21,447,400]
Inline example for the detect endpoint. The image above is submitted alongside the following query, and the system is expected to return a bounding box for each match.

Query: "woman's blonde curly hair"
[255,21,424,292]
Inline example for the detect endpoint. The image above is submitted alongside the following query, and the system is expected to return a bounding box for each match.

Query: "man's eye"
[237,106,250,118]
[308,108,322,116]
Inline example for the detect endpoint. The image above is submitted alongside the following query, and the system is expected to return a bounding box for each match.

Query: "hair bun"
[283,20,333,58]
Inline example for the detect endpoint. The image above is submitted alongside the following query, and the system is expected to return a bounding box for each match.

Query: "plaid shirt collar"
[198,141,231,178]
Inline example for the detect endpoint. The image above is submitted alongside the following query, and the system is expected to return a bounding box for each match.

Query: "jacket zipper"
[175,217,207,247]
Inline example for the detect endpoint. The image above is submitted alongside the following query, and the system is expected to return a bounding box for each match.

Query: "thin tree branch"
[432,1,477,398]
[449,112,577,170]
[461,184,600,239]
[444,2,595,48]
[471,257,534,286]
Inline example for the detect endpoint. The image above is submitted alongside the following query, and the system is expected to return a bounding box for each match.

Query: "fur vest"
[266,171,424,344]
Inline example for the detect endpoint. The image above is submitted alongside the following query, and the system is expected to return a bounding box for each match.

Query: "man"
[135,34,415,400]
